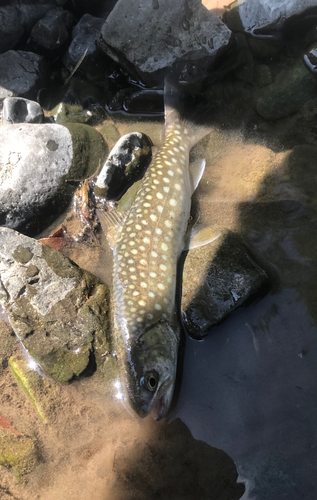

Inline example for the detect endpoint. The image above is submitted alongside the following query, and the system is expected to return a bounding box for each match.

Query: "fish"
[98,82,210,420]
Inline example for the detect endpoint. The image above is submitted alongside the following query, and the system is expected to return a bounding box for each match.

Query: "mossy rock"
[0,428,38,481]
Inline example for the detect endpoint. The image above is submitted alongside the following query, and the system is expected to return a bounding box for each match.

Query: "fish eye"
[143,371,159,392]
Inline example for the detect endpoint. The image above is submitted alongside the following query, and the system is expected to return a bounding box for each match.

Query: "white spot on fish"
[155,303,162,310]
[156,228,162,235]
[144,203,151,208]
[136,224,142,230]
[138,300,146,307]
[129,241,135,246]
[167,170,174,176]
[158,283,165,290]
[131,249,138,255]
[151,251,158,258]
[141,282,147,288]
[146,195,152,200]
[172,158,177,164]
[161,243,168,251]
[163,186,169,193]
[149,292,155,298]
[165,220,172,228]
[170,199,177,206]
[150,272,157,278]
[160,264,167,271]
[140,259,147,266]
[142,220,148,225]
[163,177,170,183]
[156,192,163,199]
[143,237,150,244]
[150,214,157,222]
[147,313,154,320]
[175,183,181,191]
[131,275,137,280]
[165,160,172,166]
[157,205,164,213]
[129,284,135,289]
[133,291,140,296]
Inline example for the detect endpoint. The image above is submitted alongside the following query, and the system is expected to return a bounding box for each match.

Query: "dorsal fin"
[97,208,127,249]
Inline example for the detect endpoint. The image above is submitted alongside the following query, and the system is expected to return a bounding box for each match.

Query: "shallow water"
[3,25,317,500]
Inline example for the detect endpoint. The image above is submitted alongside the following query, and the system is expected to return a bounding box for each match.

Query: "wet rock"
[0,228,111,384]
[94,132,152,200]
[98,121,121,145]
[181,229,270,340]
[50,102,105,125]
[256,60,316,120]
[0,123,106,235]
[100,0,232,86]
[9,355,58,422]
[63,14,107,84]
[2,97,44,125]
[0,1,66,54]
[0,427,38,480]
[0,319,16,376]
[30,7,74,52]
[224,0,317,36]
[0,51,48,107]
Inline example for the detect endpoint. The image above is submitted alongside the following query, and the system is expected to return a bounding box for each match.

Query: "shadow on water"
[110,418,245,500]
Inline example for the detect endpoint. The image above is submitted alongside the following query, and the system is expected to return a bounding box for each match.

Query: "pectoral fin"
[189,158,206,194]
[97,208,127,249]
[184,224,222,251]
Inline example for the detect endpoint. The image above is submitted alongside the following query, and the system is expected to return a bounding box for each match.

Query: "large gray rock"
[0,51,48,107]
[0,123,106,235]
[30,7,74,51]
[0,1,68,54]
[181,229,270,340]
[2,97,44,125]
[100,0,232,86]
[224,0,317,35]
[0,227,110,384]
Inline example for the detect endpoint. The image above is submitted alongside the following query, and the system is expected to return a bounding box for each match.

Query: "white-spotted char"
[99,82,209,419]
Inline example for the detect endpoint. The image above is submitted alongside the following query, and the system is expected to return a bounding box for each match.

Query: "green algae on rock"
[0,427,38,481]
[0,227,111,384]
[9,355,57,422]
[181,229,270,340]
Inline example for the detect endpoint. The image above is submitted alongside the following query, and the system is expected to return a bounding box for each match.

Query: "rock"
[0,123,106,235]
[0,51,48,107]
[2,97,44,125]
[30,7,74,52]
[94,132,152,200]
[256,60,317,120]
[63,14,107,84]
[0,1,66,54]
[0,227,111,384]
[181,229,270,340]
[0,319,16,376]
[224,0,317,36]
[100,0,232,86]
[0,427,38,480]
[45,77,107,124]
[50,102,105,125]
[9,355,58,422]
[109,88,164,116]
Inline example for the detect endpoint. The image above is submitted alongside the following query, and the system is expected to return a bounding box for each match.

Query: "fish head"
[126,321,179,420]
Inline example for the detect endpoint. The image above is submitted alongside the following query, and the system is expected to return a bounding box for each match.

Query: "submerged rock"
[0,51,48,106]
[95,132,152,200]
[0,228,110,384]
[2,97,44,125]
[100,0,232,86]
[0,426,38,480]
[0,319,16,377]
[224,0,317,36]
[181,229,270,340]
[30,7,74,52]
[0,123,106,235]
[256,60,316,120]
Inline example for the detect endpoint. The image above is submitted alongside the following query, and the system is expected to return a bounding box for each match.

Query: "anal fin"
[185,225,221,251]
[97,208,127,249]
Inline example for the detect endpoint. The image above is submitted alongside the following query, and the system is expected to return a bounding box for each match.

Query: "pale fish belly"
[112,126,192,352]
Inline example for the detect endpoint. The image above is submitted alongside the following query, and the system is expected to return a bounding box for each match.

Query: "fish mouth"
[151,380,175,421]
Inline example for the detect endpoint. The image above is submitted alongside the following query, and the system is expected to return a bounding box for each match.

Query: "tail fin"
[164,78,210,148]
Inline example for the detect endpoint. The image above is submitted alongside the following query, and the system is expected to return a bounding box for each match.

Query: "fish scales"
[113,122,192,353]
[99,89,209,419]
